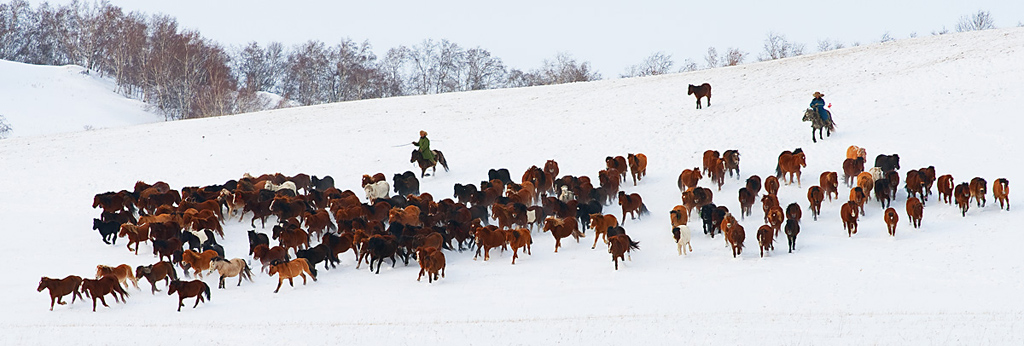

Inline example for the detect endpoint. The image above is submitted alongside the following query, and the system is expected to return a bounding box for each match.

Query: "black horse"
[92,218,120,245]
[393,171,420,196]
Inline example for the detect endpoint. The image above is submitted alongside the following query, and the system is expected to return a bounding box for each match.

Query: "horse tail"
[629,239,641,251]
[302,259,318,279]
[775,162,782,178]
[242,261,253,281]
[169,265,179,281]
[436,151,449,172]
[639,203,650,216]
[203,283,211,300]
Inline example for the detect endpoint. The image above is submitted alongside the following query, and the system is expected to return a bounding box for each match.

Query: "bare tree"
[0,114,11,139]
[462,47,506,90]
[621,51,673,78]
[721,47,746,66]
[879,31,895,43]
[758,31,804,61]
[704,47,719,68]
[678,58,699,72]
[535,52,601,85]
[956,10,995,32]
[932,26,950,35]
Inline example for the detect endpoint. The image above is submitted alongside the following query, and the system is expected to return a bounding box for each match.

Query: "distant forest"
[0,1,1008,120]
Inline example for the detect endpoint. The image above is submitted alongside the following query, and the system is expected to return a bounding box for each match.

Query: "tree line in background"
[0,0,1008,121]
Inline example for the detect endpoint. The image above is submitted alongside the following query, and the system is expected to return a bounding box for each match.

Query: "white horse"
[364,180,390,201]
[673,226,692,255]
[558,186,575,203]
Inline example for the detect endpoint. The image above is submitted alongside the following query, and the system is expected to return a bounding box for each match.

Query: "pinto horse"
[608,234,640,270]
[688,83,711,109]
[776,149,806,186]
[617,191,650,223]
[38,275,84,310]
[268,258,317,293]
[80,276,129,312]
[411,149,449,178]
[167,280,210,311]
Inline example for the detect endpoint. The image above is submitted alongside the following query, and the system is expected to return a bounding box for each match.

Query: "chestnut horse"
[840,201,859,237]
[253,244,290,273]
[589,213,619,249]
[857,172,875,200]
[819,171,839,201]
[884,207,899,236]
[723,150,741,179]
[756,225,774,258]
[627,153,648,186]
[937,174,955,205]
[410,149,449,178]
[906,197,923,228]
[118,223,149,255]
[167,280,210,311]
[746,175,762,196]
[38,275,84,310]
[842,157,866,187]
[677,168,702,191]
[416,247,446,282]
[180,249,220,278]
[617,191,649,223]
[702,150,720,177]
[776,149,806,186]
[95,264,139,290]
[268,258,317,293]
[993,178,1010,210]
[543,216,582,253]
[135,262,178,294]
[606,156,628,181]
[688,83,711,109]
[767,206,785,237]
[738,187,755,220]
[725,220,745,258]
[669,205,689,227]
[608,234,640,270]
[846,145,867,161]
[506,228,533,265]
[970,177,988,207]
[764,176,780,196]
[954,183,971,217]
[80,276,129,312]
[473,226,508,261]
[807,186,824,221]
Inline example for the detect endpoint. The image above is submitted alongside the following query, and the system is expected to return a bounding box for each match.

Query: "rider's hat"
[813,91,824,98]
[420,130,427,137]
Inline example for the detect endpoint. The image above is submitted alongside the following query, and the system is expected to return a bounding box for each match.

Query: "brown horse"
[543,216,582,253]
[764,175,780,196]
[756,225,774,258]
[970,177,988,207]
[473,226,508,261]
[180,249,220,278]
[167,279,210,311]
[416,247,446,282]
[505,228,532,264]
[723,150,740,179]
[776,150,806,186]
[819,171,839,201]
[411,149,449,178]
[253,244,290,273]
[589,213,619,249]
[80,275,129,312]
[669,205,689,227]
[738,188,756,220]
[857,172,875,200]
[906,197,923,228]
[677,168,702,191]
[761,194,779,224]
[544,160,560,180]
[840,201,859,237]
[709,158,726,191]
[608,234,640,270]
[135,262,178,294]
[937,174,955,205]
[606,156,628,181]
[784,219,799,253]
[905,170,925,200]
[273,224,310,253]
[993,178,1010,210]
[268,258,317,293]
[767,206,785,237]
[627,153,648,186]
[725,220,744,258]
[617,191,649,223]
[702,150,720,176]
[842,157,865,187]
[849,187,867,216]
[954,183,971,217]
[807,186,824,221]
[846,145,867,160]
[38,275,84,310]
[688,83,711,109]
[389,205,422,227]
[95,264,139,290]
[884,207,899,236]
[118,223,149,255]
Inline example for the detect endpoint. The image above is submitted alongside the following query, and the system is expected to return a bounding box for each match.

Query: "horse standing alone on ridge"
[688,83,711,109]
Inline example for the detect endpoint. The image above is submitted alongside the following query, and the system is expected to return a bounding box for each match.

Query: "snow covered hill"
[1,28,1022,345]
[0,60,163,138]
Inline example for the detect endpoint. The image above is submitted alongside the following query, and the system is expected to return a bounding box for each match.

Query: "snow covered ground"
[1,28,1022,345]
[0,60,163,138]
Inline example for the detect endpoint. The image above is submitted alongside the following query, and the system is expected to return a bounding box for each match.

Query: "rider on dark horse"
[811,91,831,124]
[412,130,436,164]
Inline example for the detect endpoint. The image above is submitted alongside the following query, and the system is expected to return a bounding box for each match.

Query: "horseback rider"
[412,130,436,164]
[810,91,831,124]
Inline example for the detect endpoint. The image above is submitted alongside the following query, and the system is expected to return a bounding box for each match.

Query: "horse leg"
[194,295,203,309]
[811,128,817,143]
[219,275,226,289]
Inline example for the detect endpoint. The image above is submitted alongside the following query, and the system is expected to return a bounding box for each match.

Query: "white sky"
[26,0,1024,76]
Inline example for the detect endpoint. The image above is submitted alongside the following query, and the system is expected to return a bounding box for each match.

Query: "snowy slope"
[0,60,162,138]
[1,28,1023,345]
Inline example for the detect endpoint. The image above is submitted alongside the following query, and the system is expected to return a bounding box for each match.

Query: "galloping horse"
[688,83,712,109]
[411,149,449,178]
[167,280,210,311]
[268,258,317,293]
[38,275,84,311]
[802,108,834,142]
[776,149,806,186]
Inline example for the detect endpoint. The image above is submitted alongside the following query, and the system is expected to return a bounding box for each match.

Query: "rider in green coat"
[413,130,435,163]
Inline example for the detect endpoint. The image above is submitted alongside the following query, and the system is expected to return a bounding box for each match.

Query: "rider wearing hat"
[413,130,436,164]
[810,91,831,123]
